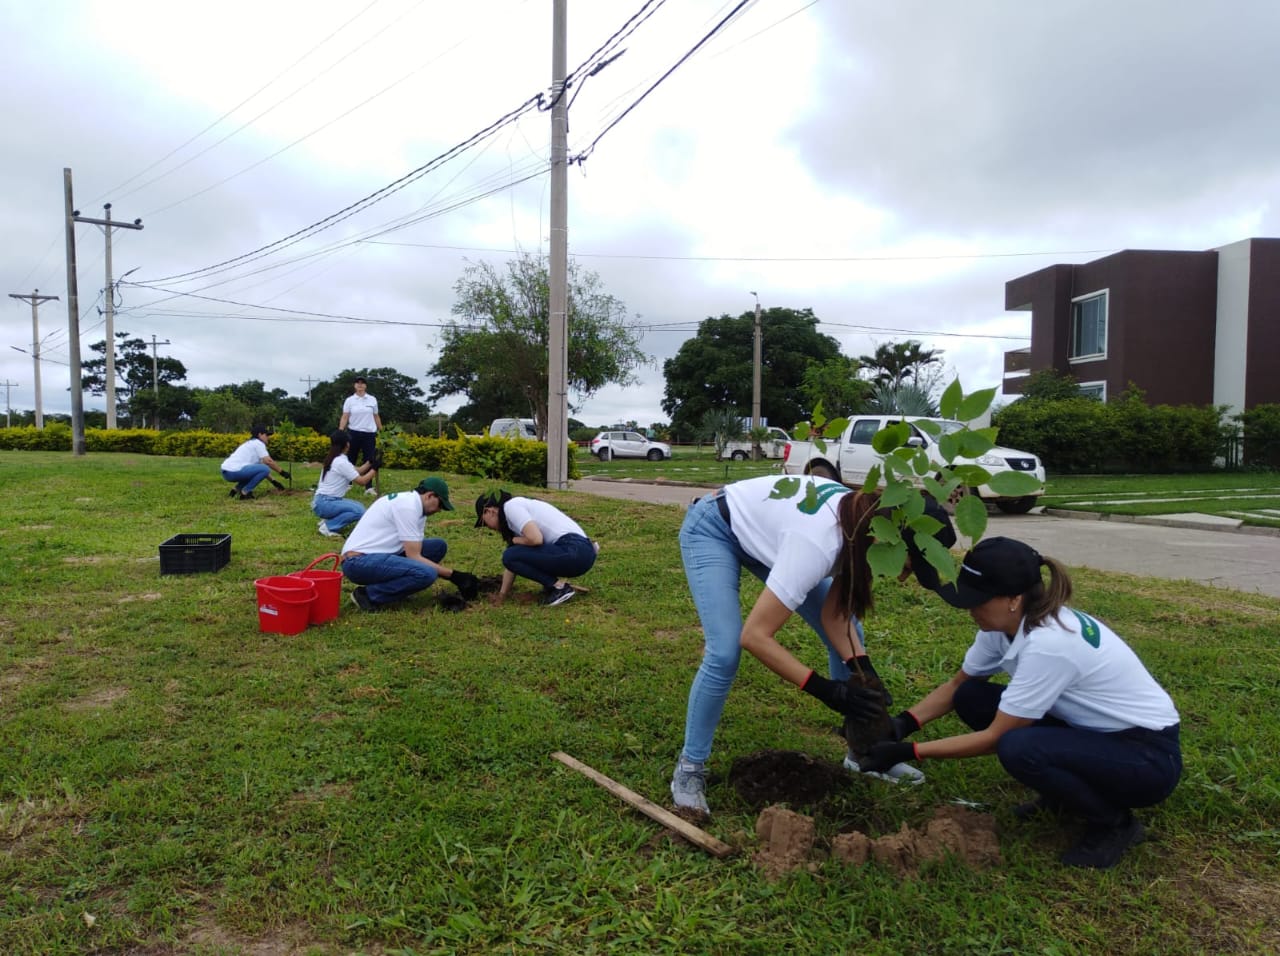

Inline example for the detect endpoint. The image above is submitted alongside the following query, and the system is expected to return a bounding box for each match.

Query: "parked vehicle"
[782,415,1045,514]
[590,430,672,461]
[489,418,537,440]
[718,426,791,461]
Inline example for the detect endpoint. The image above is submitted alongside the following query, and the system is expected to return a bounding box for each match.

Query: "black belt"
[714,493,731,527]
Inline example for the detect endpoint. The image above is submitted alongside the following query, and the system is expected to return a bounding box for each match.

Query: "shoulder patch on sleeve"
[1070,609,1101,648]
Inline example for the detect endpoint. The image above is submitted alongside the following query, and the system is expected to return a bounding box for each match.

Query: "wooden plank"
[550,751,736,858]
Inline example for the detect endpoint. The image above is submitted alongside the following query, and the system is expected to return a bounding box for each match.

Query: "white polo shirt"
[502,497,585,543]
[961,608,1179,732]
[314,455,360,498]
[343,392,379,432]
[721,476,850,611]
[343,491,426,555]
[220,437,268,472]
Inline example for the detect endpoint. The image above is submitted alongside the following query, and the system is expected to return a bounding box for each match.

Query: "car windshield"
[924,419,966,435]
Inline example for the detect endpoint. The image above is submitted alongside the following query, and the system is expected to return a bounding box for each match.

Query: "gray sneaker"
[670,758,710,814]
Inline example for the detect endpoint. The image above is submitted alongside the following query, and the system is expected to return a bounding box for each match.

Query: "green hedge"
[992,394,1231,474]
[0,427,580,483]
[1237,403,1280,469]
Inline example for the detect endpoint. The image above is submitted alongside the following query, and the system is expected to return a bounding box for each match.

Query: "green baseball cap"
[415,476,454,510]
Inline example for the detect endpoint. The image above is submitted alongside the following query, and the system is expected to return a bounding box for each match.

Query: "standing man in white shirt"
[338,377,382,490]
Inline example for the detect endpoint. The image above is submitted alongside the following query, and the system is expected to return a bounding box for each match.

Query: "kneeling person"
[342,477,478,611]
[474,491,597,607]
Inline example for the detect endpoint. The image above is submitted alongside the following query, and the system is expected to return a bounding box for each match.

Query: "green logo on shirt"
[1071,609,1101,648]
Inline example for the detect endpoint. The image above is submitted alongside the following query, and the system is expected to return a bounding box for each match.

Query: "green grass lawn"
[2,451,1279,955]
[1041,472,1280,528]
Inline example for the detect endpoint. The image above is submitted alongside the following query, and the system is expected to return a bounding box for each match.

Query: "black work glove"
[844,654,893,709]
[802,672,889,720]
[857,741,918,773]
[267,478,286,491]
[450,570,480,601]
[888,710,921,742]
[278,470,292,480]
[371,452,385,470]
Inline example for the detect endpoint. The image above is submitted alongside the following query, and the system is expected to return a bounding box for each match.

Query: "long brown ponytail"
[832,489,881,621]
[1023,555,1073,630]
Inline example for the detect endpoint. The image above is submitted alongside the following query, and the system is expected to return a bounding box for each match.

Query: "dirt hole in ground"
[727,749,853,811]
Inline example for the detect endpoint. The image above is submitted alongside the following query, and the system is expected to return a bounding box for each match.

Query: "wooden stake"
[550,751,736,858]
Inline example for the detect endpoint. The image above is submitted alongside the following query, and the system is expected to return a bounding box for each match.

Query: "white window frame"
[1077,380,1107,401]
[1069,289,1108,362]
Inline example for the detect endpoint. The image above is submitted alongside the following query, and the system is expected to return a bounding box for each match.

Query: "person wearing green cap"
[340,476,479,611]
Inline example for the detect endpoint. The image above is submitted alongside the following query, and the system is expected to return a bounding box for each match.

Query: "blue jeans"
[313,494,366,533]
[341,539,448,607]
[677,494,863,764]
[222,464,269,493]
[502,533,596,589]
[953,679,1182,825]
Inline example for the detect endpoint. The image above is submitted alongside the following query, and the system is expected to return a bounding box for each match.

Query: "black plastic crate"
[159,533,231,575]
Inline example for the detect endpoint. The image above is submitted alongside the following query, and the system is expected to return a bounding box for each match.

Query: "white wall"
[1213,239,1251,418]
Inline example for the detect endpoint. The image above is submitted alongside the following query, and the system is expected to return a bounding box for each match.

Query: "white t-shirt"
[342,490,426,555]
[342,393,380,432]
[722,476,850,611]
[220,437,269,472]
[314,455,360,498]
[502,496,586,543]
[961,608,1179,732]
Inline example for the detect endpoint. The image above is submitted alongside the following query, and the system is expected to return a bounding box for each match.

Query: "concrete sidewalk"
[569,477,1280,599]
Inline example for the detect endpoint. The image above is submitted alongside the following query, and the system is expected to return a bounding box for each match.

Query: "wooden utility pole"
[299,376,317,402]
[0,380,17,428]
[63,168,86,455]
[148,335,171,394]
[545,0,569,489]
[74,203,143,428]
[7,289,58,429]
[750,292,762,460]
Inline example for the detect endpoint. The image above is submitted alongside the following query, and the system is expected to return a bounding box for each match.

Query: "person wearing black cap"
[669,476,958,816]
[474,491,597,607]
[340,476,479,611]
[219,424,290,500]
[338,377,382,481]
[856,536,1182,869]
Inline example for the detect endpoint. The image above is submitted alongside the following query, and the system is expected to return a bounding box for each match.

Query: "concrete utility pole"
[63,168,87,456]
[148,335,171,394]
[0,379,16,428]
[299,375,317,402]
[750,291,763,460]
[545,0,569,489]
[8,289,58,429]
[74,202,143,429]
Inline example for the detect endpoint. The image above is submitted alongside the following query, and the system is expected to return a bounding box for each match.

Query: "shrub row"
[992,395,1232,474]
[0,425,579,484]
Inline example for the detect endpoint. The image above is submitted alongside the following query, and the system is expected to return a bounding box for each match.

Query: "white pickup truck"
[718,426,791,461]
[781,415,1045,514]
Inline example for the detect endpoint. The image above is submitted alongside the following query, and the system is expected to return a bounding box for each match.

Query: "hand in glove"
[801,672,889,720]
[450,570,480,601]
[278,470,292,481]
[887,710,922,742]
[855,740,919,774]
[371,452,385,470]
[267,478,286,491]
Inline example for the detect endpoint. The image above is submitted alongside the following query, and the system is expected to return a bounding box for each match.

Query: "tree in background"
[799,355,871,418]
[857,340,943,389]
[662,307,841,441]
[865,380,940,416]
[196,389,255,433]
[698,407,746,457]
[81,331,188,426]
[427,254,648,440]
[1019,368,1086,402]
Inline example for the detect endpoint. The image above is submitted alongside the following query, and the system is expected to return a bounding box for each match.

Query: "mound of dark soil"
[727,749,852,810]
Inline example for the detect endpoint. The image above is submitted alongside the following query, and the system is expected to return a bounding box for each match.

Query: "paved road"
[569,477,1280,599]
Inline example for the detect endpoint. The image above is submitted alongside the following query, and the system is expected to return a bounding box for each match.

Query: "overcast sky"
[3,0,1277,430]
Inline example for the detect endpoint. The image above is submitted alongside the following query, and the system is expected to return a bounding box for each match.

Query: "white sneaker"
[317,519,341,538]
[843,753,926,785]
[365,487,377,497]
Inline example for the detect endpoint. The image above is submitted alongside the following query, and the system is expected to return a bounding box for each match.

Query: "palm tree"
[864,381,939,416]
[858,340,943,388]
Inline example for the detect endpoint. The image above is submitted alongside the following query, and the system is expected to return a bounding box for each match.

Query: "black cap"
[903,496,957,592]
[936,537,1044,608]
[251,423,272,438]
[474,493,496,528]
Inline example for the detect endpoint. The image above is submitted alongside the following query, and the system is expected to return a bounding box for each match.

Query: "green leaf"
[811,401,826,427]
[938,432,961,461]
[906,511,943,538]
[917,535,958,584]
[939,378,964,421]
[911,449,932,475]
[770,476,801,500]
[825,417,849,438]
[794,422,812,441]
[914,418,943,439]
[868,540,909,580]
[879,478,913,508]
[951,464,992,487]
[884,453,915,478]
[956,387,997,423]
[869,515,901,544]
[872,421,910,453]
[955,494,988,541]
[987,471,1045,495]
[921,475,946,500]
[955,430,996,457]
[864,463,882,491]
[900,490,925,521]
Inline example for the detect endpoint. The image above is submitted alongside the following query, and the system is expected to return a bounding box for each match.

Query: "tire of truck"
[731,450,749,461]
[647,448,664,461]
[806,462,839,481]
[995,496,1038,515]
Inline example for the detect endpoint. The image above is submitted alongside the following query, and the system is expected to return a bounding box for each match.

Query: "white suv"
[590,430,672,461]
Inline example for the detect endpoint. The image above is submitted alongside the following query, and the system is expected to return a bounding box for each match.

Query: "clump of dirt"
[831,804,1001,876]
[841,666,893,755]
[754,805,819,880]
[727,750,853,811]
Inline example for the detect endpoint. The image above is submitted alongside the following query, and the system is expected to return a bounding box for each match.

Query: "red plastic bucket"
[290,553,343,624]
[255,576,316,635]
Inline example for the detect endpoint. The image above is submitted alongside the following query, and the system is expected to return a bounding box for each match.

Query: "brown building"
[1003,238,1280,413]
